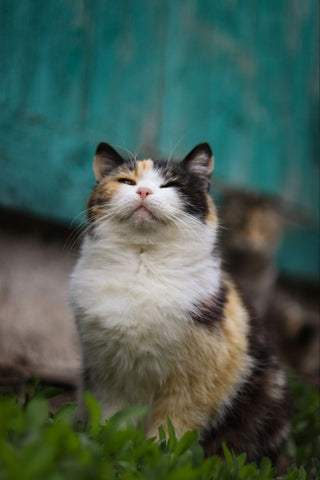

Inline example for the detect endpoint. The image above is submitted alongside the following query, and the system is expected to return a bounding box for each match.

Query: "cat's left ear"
[93,143,124,181]
[182,143,214,188]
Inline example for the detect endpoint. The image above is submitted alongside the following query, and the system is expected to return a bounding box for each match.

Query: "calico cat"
[70,142,290,463]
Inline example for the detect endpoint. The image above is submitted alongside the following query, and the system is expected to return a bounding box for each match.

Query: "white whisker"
[114,144,136,162]
[167,132,189,164]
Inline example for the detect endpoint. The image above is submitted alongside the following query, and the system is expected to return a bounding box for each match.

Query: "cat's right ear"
[182,143,214,188]
[93,143,124,181]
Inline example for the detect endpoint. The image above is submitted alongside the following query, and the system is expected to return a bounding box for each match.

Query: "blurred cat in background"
[220,190,319,386]
[220,191,283,318]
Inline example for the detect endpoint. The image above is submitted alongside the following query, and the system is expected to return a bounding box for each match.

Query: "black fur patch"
[154,160,210,222]
[199,307,291,464]
[192,284,228,329]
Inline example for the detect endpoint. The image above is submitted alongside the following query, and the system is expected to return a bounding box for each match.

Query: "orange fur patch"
[87,161,157,223]
[148,280,252,438]
[205,194,217,226]
[135,159,154,180]
[101,161,154,192]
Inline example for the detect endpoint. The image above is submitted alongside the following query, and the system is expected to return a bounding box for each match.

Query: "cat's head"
[87,142,217,236]
[221,191,283,253]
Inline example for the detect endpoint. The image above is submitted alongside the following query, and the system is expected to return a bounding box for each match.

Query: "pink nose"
[137,187,153,201]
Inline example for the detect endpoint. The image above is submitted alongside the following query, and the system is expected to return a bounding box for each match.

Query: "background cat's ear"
[93,143,124,181]
[182,143,214,186]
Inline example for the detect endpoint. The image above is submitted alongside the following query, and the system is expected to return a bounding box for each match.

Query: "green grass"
[0,375,318,480]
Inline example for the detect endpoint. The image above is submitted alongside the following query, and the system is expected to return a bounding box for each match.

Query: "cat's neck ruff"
[72,216,222,321]
[84,217,220,281]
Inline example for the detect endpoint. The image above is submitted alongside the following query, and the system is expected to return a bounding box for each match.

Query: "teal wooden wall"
[0,0,319,280]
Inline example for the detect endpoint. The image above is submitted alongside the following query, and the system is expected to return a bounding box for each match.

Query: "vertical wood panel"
[159,0,318,214]
[0,0,318,278]
[0,0,169,222]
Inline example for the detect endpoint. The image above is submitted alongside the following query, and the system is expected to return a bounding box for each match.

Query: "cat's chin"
[129,206,160,229]
[134,205,154,219]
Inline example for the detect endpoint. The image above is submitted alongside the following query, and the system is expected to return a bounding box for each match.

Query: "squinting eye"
[117,178,136,185]
[160,180,181,189]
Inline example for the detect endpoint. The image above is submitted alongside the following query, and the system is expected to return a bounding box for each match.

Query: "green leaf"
[20,441,55,479]
[201,455,222,480]
[174,430,198,459]
[222,442,233,468]
[191,443,204,468]
[0,441,19,475]
[54,402,77,424]
[239,463,259,478]
[258,456,275,478]
[167,417,177,452]
[84,392,101,436]
[167,466,200,480]
[26,397,49,429]
[158,425,166,442]
[117,460,138,473]
[237,452,247,469]
[158,424,167,452]
[108,405,148,429]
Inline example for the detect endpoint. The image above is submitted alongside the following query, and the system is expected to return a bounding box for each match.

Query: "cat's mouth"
[133,204,155,220]
[135,205,149,213]
[127,201,167,228]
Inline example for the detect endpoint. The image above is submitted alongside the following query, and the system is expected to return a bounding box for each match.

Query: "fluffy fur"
[70,142,290,463]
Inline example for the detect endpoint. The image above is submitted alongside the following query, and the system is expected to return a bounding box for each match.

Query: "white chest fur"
[70,222,221,416]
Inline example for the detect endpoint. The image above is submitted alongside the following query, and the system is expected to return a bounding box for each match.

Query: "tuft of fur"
[70,142,290,463]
